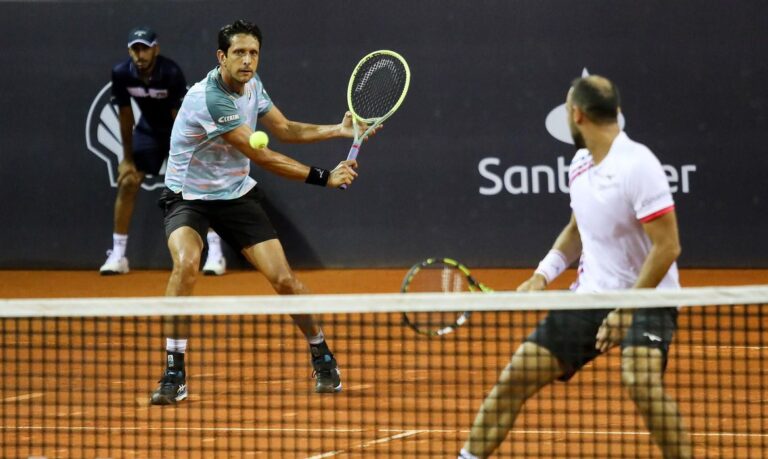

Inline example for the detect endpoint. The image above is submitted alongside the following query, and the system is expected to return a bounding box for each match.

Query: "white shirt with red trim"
[568,131,679,292]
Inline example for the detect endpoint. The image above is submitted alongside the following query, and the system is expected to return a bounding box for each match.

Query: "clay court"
[1,269,766,458]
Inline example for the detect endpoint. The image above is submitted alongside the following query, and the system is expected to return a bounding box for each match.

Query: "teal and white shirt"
[166,67,273,200]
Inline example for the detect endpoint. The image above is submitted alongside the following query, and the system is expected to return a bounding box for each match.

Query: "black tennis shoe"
[311,351,342,393]
[150,368,188,405]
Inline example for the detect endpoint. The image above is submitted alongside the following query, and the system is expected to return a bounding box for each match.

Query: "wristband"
[534,249,568,285]
[305,166,330,187]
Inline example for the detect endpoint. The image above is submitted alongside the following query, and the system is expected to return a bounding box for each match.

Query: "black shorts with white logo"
[159,186,278,251]
[525,307,678,381]
[132,127,170,175]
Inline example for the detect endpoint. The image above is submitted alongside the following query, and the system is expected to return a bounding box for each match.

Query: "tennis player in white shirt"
[460,75,692,459]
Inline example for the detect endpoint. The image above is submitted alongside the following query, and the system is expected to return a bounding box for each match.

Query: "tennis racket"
[341,50,411,189]
[400,258,492,337]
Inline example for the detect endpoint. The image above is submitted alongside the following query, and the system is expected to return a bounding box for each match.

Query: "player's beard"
[571,129,586,150]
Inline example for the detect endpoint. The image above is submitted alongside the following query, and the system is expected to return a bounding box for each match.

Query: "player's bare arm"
[518,213,582,291]
[634,210,681,289]
[259,106,376,143]
[595,210,681,352]
[116,106,138,185]
[221,124,358,187]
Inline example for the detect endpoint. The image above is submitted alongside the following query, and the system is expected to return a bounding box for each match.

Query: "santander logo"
[477,68,696,196]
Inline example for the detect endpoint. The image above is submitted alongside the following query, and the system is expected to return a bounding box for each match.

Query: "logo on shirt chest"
[218,114,240,123]
[594,172,619,190]
[126,86,169,99]
[571,170,624,210]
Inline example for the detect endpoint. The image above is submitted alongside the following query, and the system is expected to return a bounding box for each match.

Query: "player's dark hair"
[218,20,263,54]
[570,76,620,124]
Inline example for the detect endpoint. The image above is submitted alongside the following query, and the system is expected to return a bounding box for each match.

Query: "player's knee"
[493,368,530,399]
[621,347,666,401]
[120,174,142,191]
[270,274,302,295]
[496,345,557,399]
[621,365,663,402]
[173,252,201,280]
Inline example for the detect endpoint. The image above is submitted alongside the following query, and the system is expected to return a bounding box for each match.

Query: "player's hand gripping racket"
[400,258,492,336]
[341,50,411,189]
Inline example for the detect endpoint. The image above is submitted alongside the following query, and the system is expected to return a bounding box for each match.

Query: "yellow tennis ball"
[249,130,269,149]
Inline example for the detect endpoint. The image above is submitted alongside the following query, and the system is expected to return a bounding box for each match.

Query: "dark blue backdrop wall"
[1,0,766,269]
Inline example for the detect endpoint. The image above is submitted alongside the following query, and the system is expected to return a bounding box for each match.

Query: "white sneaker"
[99,250,129,275]
[202,255,226,276]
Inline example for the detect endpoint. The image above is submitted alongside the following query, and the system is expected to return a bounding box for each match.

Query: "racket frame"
[344,49,411,162]
[400,257,491,337]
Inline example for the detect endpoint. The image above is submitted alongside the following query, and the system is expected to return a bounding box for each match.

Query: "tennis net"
[1,286,766,458]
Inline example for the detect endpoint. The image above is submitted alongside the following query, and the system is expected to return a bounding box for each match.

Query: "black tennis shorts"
[132,127,170,175]
[526,307,678,381]
[159,186,278,251]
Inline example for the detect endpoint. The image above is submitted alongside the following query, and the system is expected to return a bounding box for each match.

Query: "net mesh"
[349,53,408,120]
[1,287,766,458]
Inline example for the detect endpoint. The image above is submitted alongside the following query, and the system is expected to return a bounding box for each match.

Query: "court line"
[305,430,425,458]
[5,426,364,433]
[380,428,768,438]
[2,393,43,402]
[676,345,767,351]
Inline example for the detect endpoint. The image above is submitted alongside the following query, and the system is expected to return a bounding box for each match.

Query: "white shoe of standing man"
[202,230,226,276]
[202,254,226,276]
[99,250,129,275]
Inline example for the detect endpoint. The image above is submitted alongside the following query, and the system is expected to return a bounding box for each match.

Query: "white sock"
[112,233,128,258]
[459,449,480,459]
[166,338,188,353]
[207,231,222,259]
[307,330,325,345]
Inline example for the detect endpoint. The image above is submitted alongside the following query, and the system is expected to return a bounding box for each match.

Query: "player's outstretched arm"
[633,210,681,289]
[221,125,357,188]
[518,213,582,291]
[259,107,376,143]
[116,106,139,186]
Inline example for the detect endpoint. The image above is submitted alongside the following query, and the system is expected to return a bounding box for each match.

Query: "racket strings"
[404,266,471,332]
[407,267,471,293]
[351,55,408,119]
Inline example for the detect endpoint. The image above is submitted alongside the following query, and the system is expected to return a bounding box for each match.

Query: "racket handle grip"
[340,143,361,190]
[346,144,360,161]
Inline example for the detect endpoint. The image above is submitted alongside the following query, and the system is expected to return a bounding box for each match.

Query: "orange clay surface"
[1,268,766,458]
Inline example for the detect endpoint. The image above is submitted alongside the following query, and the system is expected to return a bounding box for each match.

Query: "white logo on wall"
[85,83,166,191]
[478,68,696,196]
